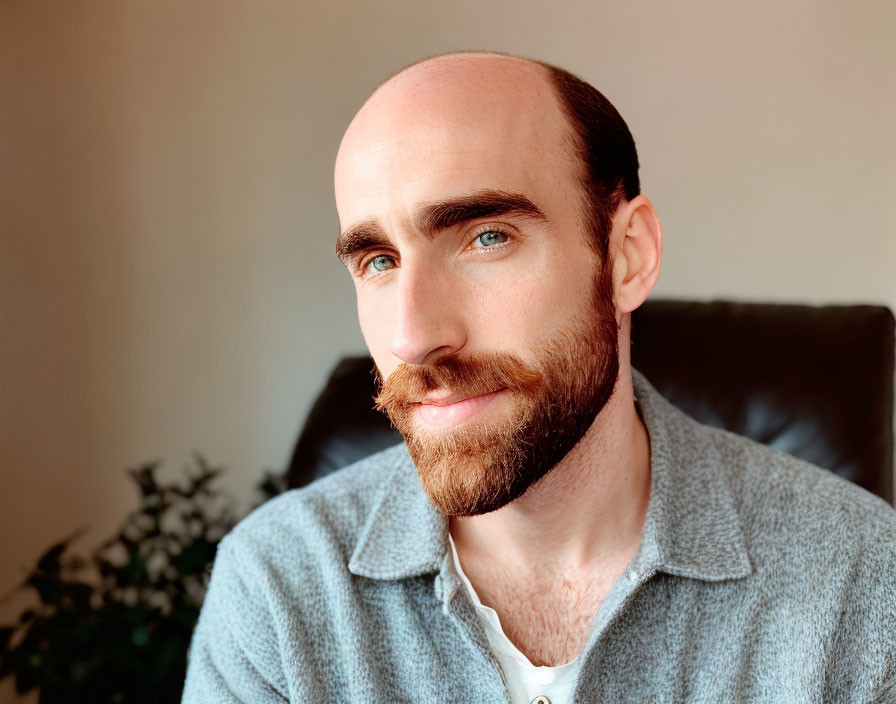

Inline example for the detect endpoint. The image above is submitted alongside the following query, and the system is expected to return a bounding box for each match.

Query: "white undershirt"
[448,533,583,704]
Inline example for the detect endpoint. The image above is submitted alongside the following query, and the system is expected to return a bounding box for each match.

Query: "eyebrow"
[335,189,548,265]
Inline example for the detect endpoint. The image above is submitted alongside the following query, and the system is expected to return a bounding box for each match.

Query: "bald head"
[335,51,640,262]
[371,51,556,109]
[336,53,572,215]
[358,52,565,145]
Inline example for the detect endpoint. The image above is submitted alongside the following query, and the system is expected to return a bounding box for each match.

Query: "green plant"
[0,456,284,703]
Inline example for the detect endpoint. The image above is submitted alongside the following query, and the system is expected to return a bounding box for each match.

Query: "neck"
[448,365,651,575]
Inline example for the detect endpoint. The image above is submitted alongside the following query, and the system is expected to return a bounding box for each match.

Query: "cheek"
[355,286,412,379]
[468,273,536,329]
[356,287,396,373]
[465,264,592,349]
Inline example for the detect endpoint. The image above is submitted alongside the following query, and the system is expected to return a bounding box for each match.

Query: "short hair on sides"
[536,61,641,262]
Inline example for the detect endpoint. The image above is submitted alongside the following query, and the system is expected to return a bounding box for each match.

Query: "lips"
[415,388,506,428]
[419,392,484,406]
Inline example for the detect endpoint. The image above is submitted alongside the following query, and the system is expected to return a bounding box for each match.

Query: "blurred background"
[1,0,894,700]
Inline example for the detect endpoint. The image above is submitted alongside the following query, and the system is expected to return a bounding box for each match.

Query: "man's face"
[334,56,620,516]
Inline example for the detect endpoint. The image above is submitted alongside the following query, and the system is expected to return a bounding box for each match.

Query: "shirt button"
[530,697,551,704]
[628,570,639,582]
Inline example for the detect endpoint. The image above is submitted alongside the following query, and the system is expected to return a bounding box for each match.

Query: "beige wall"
[1,0,894,698]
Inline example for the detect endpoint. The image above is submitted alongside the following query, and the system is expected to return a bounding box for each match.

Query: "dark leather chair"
[287,300,895,504]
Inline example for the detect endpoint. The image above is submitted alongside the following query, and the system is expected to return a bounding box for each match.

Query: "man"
[182,52,896,703]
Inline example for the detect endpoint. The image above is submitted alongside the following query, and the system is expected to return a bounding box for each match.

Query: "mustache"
[373,352,544,412]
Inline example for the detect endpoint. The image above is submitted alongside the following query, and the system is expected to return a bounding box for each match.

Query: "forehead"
[334,57,580,230]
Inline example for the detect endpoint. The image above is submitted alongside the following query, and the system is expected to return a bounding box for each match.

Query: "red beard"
[374,262,619,516]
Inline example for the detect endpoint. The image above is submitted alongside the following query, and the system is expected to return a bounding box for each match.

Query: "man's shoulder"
[702,419,894,522]
[635,369,896,554]
[222,442,410,570]
[692,417,896,567]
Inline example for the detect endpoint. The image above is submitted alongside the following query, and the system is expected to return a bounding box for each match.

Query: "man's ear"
[610,194,662,318]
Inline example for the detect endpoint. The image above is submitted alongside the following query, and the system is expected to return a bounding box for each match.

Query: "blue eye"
[476,230,508,247]
[368,255,396,273]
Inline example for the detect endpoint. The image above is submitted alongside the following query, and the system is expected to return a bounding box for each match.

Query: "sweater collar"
[348,368,752,583]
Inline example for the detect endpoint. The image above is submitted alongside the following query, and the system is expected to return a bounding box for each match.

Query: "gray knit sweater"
[182,370,896,703]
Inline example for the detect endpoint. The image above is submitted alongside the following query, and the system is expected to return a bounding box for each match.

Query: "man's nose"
[389,262,466,366]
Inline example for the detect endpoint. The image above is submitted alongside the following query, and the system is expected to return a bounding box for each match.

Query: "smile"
[415,389,507,429]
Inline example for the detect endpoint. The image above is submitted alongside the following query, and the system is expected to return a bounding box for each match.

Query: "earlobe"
[613,195,662,315]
